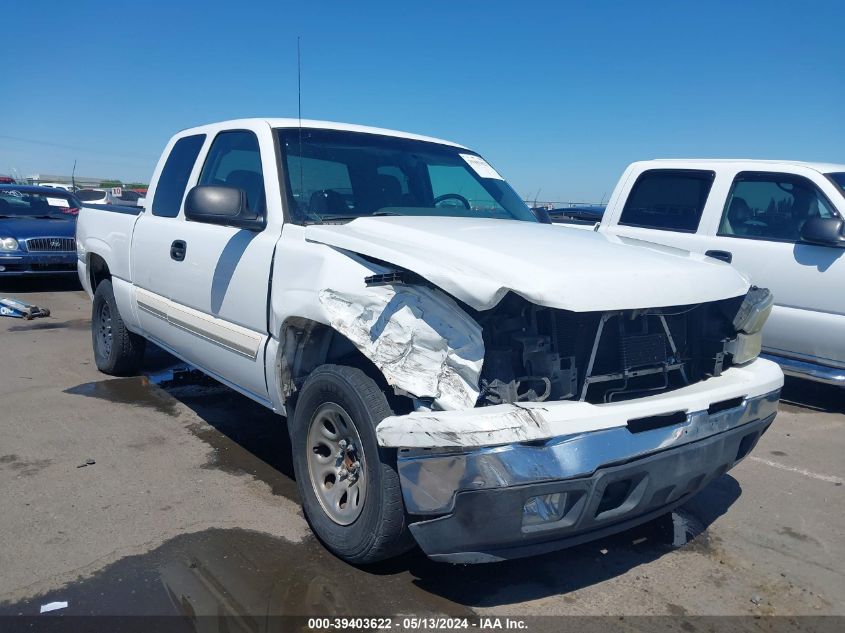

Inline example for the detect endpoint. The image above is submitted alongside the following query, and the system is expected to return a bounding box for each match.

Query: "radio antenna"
[297,36,304,209]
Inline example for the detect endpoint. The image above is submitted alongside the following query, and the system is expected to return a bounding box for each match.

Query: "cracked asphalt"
[0,278,842,621]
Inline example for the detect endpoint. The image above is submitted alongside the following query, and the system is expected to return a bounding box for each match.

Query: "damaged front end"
[475,287,774,407]
[307,255,780,563]
[318,255,775,417]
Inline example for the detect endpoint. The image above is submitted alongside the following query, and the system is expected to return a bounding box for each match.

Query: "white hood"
[305,216,750,312]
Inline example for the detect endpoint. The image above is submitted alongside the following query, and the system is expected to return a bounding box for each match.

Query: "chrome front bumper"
[398,389,779,515]
[399,389,779,563]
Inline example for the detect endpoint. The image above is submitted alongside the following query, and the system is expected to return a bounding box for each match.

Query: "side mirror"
[800,216,845,247]
[184,185,263,229]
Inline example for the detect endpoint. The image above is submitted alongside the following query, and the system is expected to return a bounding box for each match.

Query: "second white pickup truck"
[76,119,783,564]
[576,159,845,386]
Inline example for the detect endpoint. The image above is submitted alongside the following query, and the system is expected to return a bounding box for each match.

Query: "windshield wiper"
[303,214,358,225]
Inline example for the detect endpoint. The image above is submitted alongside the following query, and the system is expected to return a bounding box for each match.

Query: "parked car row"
[0,179,147,204]
[74,187,144,206]
[0,181,148,278]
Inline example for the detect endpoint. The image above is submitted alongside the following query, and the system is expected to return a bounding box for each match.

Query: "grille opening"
[26,237,75,252]
[595,479,633,517]
[735,431,759,462]
[627,410,687,433]
[708,396,745,415]
[475,293,742,406]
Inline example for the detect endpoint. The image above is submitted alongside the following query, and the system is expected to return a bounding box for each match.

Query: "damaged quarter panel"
[271,223,484,411]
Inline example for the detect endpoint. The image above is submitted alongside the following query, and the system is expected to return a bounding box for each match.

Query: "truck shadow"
[132,353,743,610]
[0,276,81,294]
[392,478,740,607]
[779,376,845,414]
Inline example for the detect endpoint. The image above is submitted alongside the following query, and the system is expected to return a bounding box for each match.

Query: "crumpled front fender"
[318,284,484,410]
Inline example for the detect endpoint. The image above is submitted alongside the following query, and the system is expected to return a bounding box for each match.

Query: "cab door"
[132,123,284,404]
[131,133,207,349]
[702,171,845,368]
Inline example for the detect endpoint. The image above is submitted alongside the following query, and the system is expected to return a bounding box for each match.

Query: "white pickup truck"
[76,120,783,564]
[581,160,845,386]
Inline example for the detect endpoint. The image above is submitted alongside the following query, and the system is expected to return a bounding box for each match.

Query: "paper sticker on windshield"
[460,154,503,180]
[46,197,69,207]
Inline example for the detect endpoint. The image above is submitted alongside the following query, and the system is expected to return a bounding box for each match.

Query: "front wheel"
[291,364,413,564]
[92,279,145,375]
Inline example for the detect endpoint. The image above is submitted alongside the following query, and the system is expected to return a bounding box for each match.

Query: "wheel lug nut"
[339,439,348,449]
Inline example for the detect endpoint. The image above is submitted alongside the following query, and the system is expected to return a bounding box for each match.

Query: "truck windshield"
[276,128,536,224]
[828,172,845,196]
[0,190,79,218]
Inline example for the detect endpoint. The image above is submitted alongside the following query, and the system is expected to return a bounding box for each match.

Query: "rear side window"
[152,134,205,217]
[619,169,715,232]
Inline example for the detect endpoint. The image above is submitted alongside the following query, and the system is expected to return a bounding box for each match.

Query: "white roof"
[643,158,845,175]
[179,118,467,149]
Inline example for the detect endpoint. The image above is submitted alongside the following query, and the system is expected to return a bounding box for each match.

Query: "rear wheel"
[291,364,413,564]
[92,279,145,375]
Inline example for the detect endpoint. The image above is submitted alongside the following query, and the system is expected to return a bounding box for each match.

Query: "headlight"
[733,287,774,334]
[726,332,763,365]
[728,287,773,364]
[0,237,19,251]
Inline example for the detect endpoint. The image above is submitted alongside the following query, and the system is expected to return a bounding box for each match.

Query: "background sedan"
[0,185,80,276]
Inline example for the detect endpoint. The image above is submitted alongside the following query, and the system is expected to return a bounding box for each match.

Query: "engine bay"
[475,293,745,405]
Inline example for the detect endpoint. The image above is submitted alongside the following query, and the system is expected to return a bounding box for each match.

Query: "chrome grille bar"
[26,237,75,252]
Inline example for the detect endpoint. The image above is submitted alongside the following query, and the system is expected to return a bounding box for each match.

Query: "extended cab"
[588,160,845,386]
[76,120,783,564]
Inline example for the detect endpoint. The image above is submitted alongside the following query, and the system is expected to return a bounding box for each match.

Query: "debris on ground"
[0,298,51,320]
[39,601,68,613]
[76,459,96,469]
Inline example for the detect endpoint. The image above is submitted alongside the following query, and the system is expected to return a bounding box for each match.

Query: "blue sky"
[1,0,842,202]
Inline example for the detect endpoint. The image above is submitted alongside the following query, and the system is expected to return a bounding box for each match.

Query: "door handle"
[705,249,732,264]
[170,240,187,261]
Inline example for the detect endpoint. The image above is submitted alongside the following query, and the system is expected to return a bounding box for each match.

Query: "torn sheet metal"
[0,297,50,319]
[319,285,484,411]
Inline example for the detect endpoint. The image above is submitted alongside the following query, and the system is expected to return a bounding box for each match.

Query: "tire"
[291,364,414,564]
[92,279,145,376]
